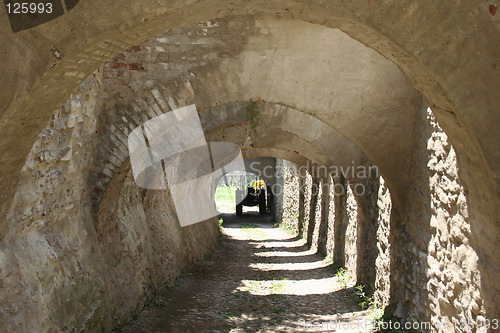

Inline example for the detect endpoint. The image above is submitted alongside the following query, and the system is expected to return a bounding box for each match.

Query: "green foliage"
[218,218,224,233]
[323,255,334,265]
[270,278,289,292]
[371,303,412,333]
[240,223,259,229]
[354,285,385,324]
[355,285,377,310]
[215,185,237,213]
[335,267,351,289]
[215,185,236,202]
[246,101,261,134]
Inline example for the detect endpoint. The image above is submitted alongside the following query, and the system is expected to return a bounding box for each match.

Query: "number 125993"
[5,2,53,14]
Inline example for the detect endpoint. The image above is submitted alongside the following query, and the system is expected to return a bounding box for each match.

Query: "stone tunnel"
[0,1,499,332]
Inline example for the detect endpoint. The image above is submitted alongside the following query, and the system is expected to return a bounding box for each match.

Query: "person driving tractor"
[252,179,265,189]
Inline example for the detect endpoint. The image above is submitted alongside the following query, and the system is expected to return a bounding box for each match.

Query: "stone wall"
[0,73,220,332]
[0,11,496,332]
[1,72,107,333]
[274,159,300,233]
[395,108,486,331]
[325,178,337,257]
[273,107,487,332]
[274,160,388,291]
[1,5,499,326]
[306,177,323,249]
[344,185,358,280]
[373,177,392,307]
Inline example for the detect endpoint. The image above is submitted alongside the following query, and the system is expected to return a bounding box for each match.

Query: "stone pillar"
[333,175,348,267]
[273,158,284,221]
[388,203,410,315]
[317,176,331,256]
[355,172,380,296]
[306,177,321,246]
[297,175,306,238]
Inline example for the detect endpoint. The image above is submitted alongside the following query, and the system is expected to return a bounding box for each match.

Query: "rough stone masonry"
[0,1,499,332]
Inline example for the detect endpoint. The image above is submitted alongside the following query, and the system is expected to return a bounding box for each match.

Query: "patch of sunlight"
[236,276,346,296]
[237,278,290,295]
[215,186,236,213]
[253,248,315,257]
[255,239,302,246]
[250,240,308,251]
[249,260,329,271]
[285,277,342,295]
[238,230,268,240]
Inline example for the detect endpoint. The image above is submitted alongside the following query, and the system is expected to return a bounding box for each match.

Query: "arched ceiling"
[242,148,309,168]
[0,1,498,225]
[0,3,498,297]
[200,102,370,173]
[89,100,376,215]
[88,18,420,202]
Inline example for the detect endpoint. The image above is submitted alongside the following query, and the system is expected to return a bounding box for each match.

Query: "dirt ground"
[116,213,375,333]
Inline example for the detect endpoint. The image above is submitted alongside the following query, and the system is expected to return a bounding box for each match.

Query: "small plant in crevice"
[335,267,351,289]
[246,101,261,135]
[355,285,372,310]
[323,255,334,265]
[355,285,383,314]
[218,218,226,241]
[354,286,401,332]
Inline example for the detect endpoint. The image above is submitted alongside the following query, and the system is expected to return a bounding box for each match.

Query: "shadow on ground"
[115,213,373,333]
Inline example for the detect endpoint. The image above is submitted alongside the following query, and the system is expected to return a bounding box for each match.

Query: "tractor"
[235,180,266,216]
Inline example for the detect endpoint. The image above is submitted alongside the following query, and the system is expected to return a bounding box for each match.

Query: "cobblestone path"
[117,213,374,333]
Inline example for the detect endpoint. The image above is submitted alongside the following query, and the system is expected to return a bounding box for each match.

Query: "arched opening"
[215,169,265,215]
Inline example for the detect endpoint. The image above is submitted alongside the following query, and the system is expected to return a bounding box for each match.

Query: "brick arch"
[94,123,334,213]
[87,19,417,211]
[91,98,376,215]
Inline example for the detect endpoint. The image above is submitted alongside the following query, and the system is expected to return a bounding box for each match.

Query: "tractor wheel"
[236,203,243,216]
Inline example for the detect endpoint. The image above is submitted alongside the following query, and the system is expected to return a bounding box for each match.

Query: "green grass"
[240,224,266,238]
[215,185,236,203]
[323,255,334,265]
[270,278,289,293]
[240,224,259,229]
[335,267,351,289]
[215,185,238,212]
